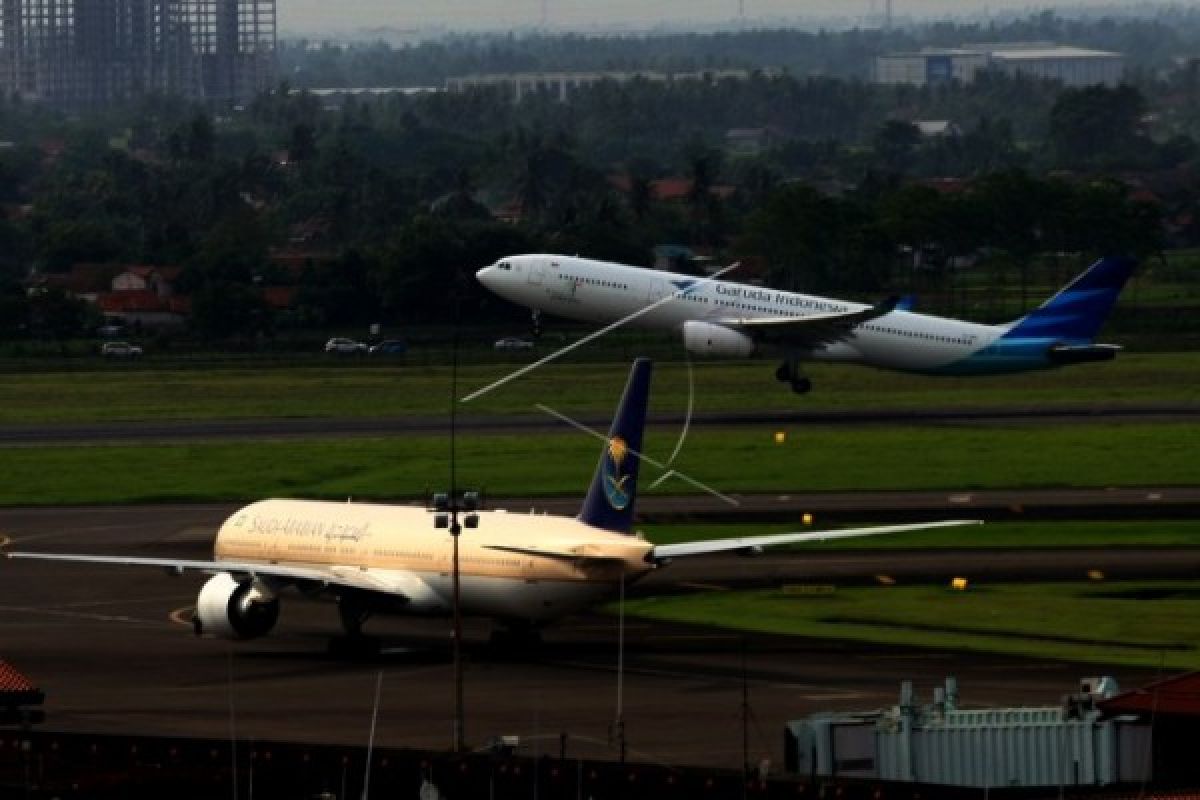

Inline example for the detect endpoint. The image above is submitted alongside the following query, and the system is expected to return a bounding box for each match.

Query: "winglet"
[578,359,653,534]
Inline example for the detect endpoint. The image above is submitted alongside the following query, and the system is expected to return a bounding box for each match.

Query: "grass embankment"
[0,352,1197,424]
[622,581,1200,669]
[0,423,1196,506]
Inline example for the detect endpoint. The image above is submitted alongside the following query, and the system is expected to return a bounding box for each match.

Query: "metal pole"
[451,284,465,755]
[742,635,749,796]
[362,669,383,800]
[615,574,626,762]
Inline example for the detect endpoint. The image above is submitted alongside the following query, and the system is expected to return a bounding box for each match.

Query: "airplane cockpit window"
[498,261,512,270]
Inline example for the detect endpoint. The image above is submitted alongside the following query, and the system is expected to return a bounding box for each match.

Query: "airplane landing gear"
[337,593,373,637]
[532,309,542,339]
[775,360,812,394]
[329,595,381,658]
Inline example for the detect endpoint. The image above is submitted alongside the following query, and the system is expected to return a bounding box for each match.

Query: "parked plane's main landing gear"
[329,594,381,658]
[775,360,812,394]
[532,309,543,339]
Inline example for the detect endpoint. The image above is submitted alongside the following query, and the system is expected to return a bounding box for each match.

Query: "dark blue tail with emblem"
[578,358,652,534]
[1002,256,1136,342]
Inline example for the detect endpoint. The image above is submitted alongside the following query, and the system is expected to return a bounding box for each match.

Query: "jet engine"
[194,572,280,640]
[681,321,755,358]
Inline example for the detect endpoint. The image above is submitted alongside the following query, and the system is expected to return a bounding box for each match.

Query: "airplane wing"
[718,297,898,348]
[651,519,981,560]
[4,551,389,595]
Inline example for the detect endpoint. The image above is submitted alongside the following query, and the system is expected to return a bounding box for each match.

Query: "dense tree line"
[282,9,1200,86]
[0,16,1196,343]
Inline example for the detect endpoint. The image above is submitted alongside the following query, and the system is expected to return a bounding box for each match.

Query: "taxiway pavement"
[0,505,1179,770]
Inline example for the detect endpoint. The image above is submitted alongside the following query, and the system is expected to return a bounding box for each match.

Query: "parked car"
[324,337,368,355]
[493,336,534,351]
[368,339,408,356]
[101,341,143,358]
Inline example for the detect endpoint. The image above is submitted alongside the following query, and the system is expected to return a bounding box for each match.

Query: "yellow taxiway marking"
[169,606,196,627]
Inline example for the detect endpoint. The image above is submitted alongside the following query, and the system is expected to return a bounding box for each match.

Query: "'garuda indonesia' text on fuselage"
[476,254,1134,393]
[7,359,977,645]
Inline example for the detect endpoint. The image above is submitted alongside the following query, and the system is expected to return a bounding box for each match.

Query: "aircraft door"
[646,278,670,304]
[528,258,546,286]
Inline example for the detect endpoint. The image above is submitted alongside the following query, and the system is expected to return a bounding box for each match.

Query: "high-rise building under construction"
[0,0,275,109]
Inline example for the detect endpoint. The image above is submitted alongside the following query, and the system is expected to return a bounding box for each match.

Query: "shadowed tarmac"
[0,504,1182,769]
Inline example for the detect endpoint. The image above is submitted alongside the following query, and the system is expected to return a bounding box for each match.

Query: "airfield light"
[774,431,786,444]
[950,577,969,591]
[802,513,813,526]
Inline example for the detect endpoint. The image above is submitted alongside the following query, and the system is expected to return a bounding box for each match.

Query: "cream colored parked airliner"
[7,359,976,642]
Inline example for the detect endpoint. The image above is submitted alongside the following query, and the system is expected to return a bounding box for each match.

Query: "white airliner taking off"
[476,254,1135,393]
[7,360,975,645]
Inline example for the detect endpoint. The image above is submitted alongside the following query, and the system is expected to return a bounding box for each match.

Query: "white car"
[493,336,534,351]
[324,337,368,355]
[101,341,143,358]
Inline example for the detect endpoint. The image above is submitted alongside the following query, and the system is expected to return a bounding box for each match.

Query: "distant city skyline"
[278,1,1137,36]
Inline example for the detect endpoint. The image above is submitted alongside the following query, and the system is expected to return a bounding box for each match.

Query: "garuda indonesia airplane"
[476,254,1135,393]
[7,360,974,646]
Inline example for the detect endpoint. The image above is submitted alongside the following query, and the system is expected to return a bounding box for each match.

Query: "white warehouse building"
[874,43,1124,87]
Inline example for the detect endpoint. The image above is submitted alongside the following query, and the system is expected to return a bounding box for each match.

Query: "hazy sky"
[278,1,1129,36]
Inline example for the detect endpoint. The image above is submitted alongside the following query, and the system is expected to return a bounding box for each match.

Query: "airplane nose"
[476,265,493,287]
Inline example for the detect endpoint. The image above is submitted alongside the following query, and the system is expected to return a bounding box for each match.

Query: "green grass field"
[622,581,1200,669]
[2,352,1197,670]
[0,352,1197,424]
[0,423,1195,506]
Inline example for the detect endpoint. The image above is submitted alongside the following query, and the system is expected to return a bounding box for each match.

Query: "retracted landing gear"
[775,360,812,394]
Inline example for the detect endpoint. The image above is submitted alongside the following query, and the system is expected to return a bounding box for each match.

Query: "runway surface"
[0,403,1196,444]
[0,505,1180,769]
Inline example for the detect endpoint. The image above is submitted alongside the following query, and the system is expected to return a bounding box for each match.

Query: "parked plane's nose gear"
[790,377,812,394]
[532,309,542,338]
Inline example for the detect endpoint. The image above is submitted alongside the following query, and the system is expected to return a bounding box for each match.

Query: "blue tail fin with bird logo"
[578,358,652,534]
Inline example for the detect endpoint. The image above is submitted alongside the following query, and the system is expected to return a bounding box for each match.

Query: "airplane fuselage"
[215,499,655,623]
[478,255,1102,375]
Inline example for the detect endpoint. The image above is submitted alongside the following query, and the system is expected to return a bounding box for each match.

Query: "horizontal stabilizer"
[483,544,628,565]
[1047,343,1121,364]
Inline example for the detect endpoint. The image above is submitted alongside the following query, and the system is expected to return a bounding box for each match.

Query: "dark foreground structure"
[3,729,1195,800]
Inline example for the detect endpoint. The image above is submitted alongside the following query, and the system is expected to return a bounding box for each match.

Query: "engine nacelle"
[681,320,755,358]
[194,572,280,640]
